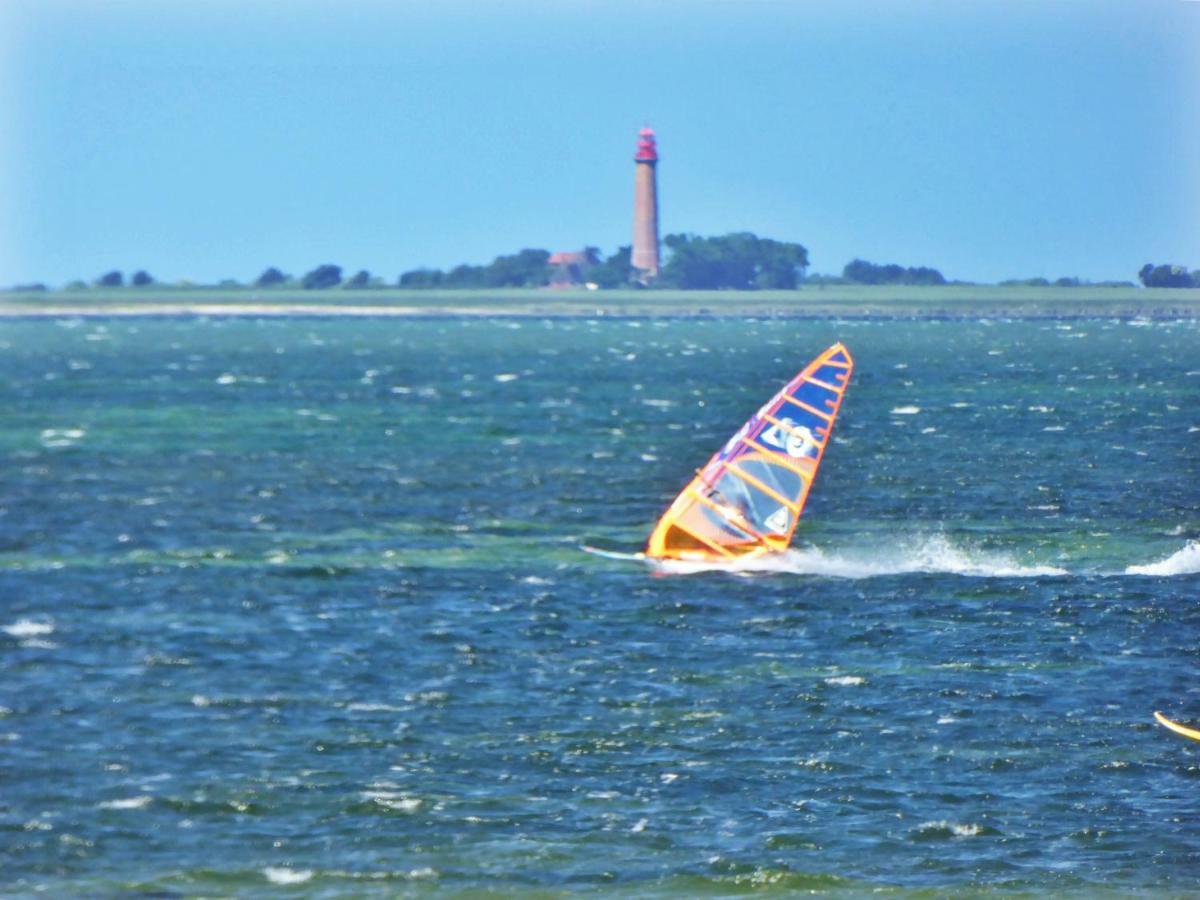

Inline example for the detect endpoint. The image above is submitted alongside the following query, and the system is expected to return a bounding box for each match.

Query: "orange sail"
[645,343,853,562]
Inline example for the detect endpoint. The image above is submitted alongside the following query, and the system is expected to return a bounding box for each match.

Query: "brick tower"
[632,127,660,281]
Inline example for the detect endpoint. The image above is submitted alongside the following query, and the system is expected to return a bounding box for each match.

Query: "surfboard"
[1154,710,1200,742]
[644,342,853,563]
[580,545,647,563]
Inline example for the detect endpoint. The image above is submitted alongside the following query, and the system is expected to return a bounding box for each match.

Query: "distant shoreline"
[3,285,1199,319]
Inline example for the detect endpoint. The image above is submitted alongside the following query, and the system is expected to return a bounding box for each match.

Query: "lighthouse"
[632,127,660,281]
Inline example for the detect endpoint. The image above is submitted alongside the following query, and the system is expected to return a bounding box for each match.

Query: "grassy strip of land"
[2,285,1199,317]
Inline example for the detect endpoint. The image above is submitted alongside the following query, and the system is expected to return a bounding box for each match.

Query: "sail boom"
[685,485,767,542]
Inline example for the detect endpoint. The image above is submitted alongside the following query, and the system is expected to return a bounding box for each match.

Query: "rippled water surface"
[2,316,1198,895]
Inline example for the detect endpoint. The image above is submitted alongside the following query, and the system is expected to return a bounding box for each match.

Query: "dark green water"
[1,316,1198,895]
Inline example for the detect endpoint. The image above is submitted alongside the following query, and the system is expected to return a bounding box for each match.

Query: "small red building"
[547,249,600,287]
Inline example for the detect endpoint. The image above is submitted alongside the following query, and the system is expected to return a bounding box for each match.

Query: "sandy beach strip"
[0,303,552,319]
[2,287,1199,319]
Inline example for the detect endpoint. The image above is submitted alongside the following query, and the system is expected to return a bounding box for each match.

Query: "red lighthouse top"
[634,127,658,162]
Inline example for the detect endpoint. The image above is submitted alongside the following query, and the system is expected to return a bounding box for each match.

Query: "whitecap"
[263,867,314,885]
[345,702,405,712]
[891,405,920,415]
[493,373,519,382]
[363,791,421,813]
[824,675,865,687]
[98,796,153,810]
[1126,541,1200,576]
[916,820,982,838]
[39,428,85,447]
[2,620,54,638]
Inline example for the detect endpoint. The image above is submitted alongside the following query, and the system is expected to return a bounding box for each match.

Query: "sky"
[2,0,1197,287]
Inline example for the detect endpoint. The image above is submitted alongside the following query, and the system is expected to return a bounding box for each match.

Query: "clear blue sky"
[2,0,1197,287]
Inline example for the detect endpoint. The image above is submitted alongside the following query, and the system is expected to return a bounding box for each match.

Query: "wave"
[2,619,55,637]
[653,534,1068,579]
[1126,541,1200,576]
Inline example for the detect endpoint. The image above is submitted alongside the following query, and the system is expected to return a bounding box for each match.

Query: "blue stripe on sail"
[813,363,850,387]
[789,380,838,412]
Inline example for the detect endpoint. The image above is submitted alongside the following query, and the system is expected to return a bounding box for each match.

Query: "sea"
[1,314,1198,896]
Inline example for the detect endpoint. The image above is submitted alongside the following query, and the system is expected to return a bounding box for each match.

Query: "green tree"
[131,270,154,287]
[255,267,287,287]
[483,249,551,288]
[398,268,445,288]
[301,264,342,289]
[443,264,486,288]
[1138,263,1194,288]
[345,269,371,289]
[659,233,809,290]
[96,270,123,287]
[589,246,633,288]
[843,259,945,285]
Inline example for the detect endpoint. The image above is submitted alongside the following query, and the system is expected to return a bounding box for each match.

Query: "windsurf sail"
[645,342,853,562]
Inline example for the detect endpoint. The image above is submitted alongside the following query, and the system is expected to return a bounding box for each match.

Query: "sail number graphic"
[761,418,817,458]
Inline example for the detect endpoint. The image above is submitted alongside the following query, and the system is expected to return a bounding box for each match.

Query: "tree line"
[7,244,1197,292]
[400,234,816,290]
[1138,263,1200,288]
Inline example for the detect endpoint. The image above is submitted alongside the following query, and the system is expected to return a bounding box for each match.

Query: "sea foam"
[653,534,1067,579]
[2,620,55,638]
[1126,541,1200,576]
[263,867,314,885]
[98,796,153,810]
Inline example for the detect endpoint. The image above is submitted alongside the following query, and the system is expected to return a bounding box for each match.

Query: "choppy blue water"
[2,315,1198,896]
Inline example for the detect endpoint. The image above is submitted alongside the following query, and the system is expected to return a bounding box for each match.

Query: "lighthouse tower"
[631,127,660,281]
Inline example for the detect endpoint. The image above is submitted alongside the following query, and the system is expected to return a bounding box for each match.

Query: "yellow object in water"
[1154,710,1200,742]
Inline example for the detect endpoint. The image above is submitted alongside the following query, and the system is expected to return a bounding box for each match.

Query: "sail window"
[737,458,804,502]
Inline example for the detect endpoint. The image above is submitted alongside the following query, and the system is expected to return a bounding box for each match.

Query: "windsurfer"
[707,488,756,535]
[644,342,853,562]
